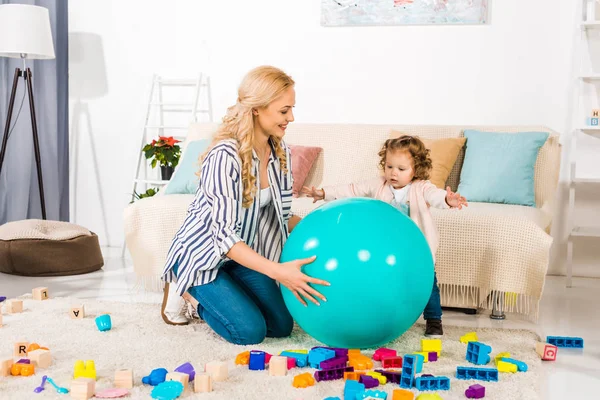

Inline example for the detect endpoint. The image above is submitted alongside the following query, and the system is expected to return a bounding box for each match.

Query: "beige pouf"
[0,219,104,276]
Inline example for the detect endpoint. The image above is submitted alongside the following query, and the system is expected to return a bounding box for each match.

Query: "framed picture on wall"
[321,0,489,27]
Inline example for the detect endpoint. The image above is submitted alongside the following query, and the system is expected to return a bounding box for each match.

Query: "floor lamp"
[0,4,56,220]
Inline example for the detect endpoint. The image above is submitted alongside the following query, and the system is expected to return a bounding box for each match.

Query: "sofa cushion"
[289,144,322,197]
[457,130,549,207]
[164,139,210,195]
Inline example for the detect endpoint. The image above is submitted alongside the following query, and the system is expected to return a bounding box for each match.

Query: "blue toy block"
[415,376,451,391]
[466,342,492,365]
[309,348,336,369]
[587,117,600,126]
[400,355,417,389]
[280,351,308,367]
[324,397,341,400]
[357,390,388,399]
[456,366,499,382]
[249,350,266,370]
[546,336,584,348]
[344,380,365,400]
[142,368,168,386]
[412,353,424,373]
[500,357,528,372]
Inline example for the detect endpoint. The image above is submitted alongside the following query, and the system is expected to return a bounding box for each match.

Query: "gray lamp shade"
[0,4,55,59]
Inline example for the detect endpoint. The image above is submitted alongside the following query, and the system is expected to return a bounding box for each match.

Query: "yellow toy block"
[460,332,479,344]
[365,371,387,385]
[414,351,429,363]
[416,394,443,400]
[283,349,308,354]
[393,389,415,400]
[494,352,511,365]
[497,360,518,373]
[235,351,250,365]
[421,339,441,356]
[74,360,97,380]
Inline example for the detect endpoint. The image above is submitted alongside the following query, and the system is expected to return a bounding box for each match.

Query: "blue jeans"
[174,260,293,345]
[423,272,442,320]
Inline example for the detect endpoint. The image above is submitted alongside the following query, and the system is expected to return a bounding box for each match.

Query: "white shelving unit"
[566,1,600,287]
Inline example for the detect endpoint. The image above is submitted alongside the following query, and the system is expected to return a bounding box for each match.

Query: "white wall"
[68,0,598,277]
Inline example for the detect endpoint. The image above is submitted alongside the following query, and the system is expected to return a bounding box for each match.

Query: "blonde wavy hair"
[201,66,294,208]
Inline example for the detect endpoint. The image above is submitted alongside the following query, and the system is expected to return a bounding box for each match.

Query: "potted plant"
[130,187,160,204]
[142,136,182,180]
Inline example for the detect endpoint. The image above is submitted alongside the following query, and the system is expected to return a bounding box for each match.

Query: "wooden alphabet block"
[114,369,133,389]
[14,341,29,357]
[0,314,3,327]
[535,342,557,361]
[166,372,189,394]
[1,358,13,377]
[70,377,95,400]
[268,355,288,376]
[592,109,600,118]
[194,373,212,393]
[28,349,52,368]
[7,299,23,313]
[32,287,49,300]
[70,305,85,319]
[205,361,228,381]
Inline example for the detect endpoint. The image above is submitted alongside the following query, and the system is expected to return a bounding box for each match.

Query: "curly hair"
[200,66,293,208]
[378,135,432,181]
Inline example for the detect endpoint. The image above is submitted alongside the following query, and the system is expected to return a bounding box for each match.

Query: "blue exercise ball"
[281,197,434,349]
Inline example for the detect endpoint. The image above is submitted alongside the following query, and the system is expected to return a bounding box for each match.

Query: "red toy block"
[286,357,296,370]
[382,356,403,369]
[373,348,397,361]
[535,342,557,361]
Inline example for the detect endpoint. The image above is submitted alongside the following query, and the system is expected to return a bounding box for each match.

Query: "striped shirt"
[162,138,294,295]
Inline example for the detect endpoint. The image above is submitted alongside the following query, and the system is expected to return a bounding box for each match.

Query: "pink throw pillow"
[289,145,322,197]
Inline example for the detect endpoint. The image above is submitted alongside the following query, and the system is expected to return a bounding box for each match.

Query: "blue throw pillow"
[457,130,549,207]
[164,139,210,195]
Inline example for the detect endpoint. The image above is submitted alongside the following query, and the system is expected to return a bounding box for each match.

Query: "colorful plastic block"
[249,351,266,370]
[375,369,401,384]
[309,348,336,369]
[286,357,296,370]
[460,332,479,344]
[587,117,599,126]
[392,388,415,400]
[415,376,450,391]
[151,380,183,400]
[95,314,112,332]
[344,380,365,400]
[535,342,557,361]
[359,374,380,389]
[494,352,510,365]
[349,353,374,370]
[74,360,96,380]
[546,336,584,348]
[312,346,349,358]
[320,356,348,370]
[466,342,492,365]
[465,383,485,398]
[314,366,354,382]
[414,351,429,363]
[421,339,441,356]
[428,352,438,362]
[284,349,308,354]
[382,356,403,369]
[174,362,195,381]
[235,351,250,365]
[324,397,341,400]
[281,351,308,367]
[365,371,387,385]
[10,362,35,376]
[344,371,362,381]
[358,389,388,399]
[496,361,517,373]
[500,357,528,372]
[142,368,168,386]
[400,355,417,388]
[292,372,315,388]
[413,354,424,373]
[415,394,443,400]
[456,366,498,382]
[373,348,397,361]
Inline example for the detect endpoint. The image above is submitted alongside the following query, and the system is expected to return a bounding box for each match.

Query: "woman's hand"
[445,186,468,209]
[301,186,325,203]
[273,256,330,306]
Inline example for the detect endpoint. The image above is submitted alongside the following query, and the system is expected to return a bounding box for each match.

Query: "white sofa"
[124,123,560,320]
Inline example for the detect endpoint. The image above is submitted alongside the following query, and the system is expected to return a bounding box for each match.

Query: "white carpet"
[0,296,543,400]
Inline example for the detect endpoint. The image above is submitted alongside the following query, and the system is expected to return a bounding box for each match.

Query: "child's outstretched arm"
[444,186,468,209]
[301,177,383,203]
[422,181,468,209]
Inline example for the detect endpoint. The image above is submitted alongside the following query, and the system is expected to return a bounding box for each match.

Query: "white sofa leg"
[489,291,506,320]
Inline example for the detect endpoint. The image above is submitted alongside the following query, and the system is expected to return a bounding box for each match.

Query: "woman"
[160,66,329,345]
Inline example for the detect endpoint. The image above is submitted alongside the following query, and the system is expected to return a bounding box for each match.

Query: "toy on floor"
[165,372,189,395]
[14,341,29,357]
[94,388,129,398]
[71,377,96,400]
[460,332,478,344]
[292,372,315,388]
[151,380,183,400]
[114,369,134,389]
[466,342,492,365]
[95,314,112,331]
[235,351,250,365]
[74,360,97,379]
[280,198,435,348]
[29,349,52,368]
[32,287,49,300]
[46,376,69,394]
[0,296,6,302]
[142,368,168,386]
[415,394,443,400]
[7,299,23,313]
[465,383,485,398]
[205,361,228,381]
[194,373,212,393]
[535,342,557,361]
[11,361,35,376]
[392,388,414,400]
[33,375,47,393]
[174,362,195,381]
[70,305,85,319]
[500,357,528,372]
[546,336,584,348]
[456,367,498,382]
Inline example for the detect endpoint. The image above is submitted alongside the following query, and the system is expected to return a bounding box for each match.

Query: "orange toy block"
[70,305,85,319]
[114,369,133,389]
[269,355,288,376]
[1,358,13,377]
[166,372,189,394]
[11,362,35,376]
[344,371,361,381]
[27,343,50,352]
[32,287,49,300]
[28,349,52,368]
[7,299,23,313]
[14,341,29,357]
[205,361,228,381]
[194,373,212,393]
[536,342,557,361]
[348,354,373,370]
[292,372,315,388]
[393,388,415,400]
[235,351,250,365]
[70,377,96,400]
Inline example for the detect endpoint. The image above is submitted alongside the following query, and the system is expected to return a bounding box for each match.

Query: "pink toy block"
[287,357,296,370]
[373,348,397,361]
[535,342,557,361]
